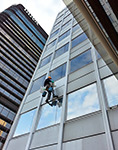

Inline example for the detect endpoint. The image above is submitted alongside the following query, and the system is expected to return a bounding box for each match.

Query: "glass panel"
[58,30,70,42]
[72,24,80,32]
[54,43,69,59]
[40,54,52,68]
[103,76,118,107]
[50,29,59,39]
[14,109,36,136]
[61,20,71,31]
[67,83,100,120]
[37,102,62,130]
[72,33,87,48]
[70,50,92,73]
[50,63,66,81]
[30,75,46,94]
[46,39,56,50]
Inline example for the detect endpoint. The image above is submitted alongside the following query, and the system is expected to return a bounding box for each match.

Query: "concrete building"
[3,6,118,150]
[0,4,48,149]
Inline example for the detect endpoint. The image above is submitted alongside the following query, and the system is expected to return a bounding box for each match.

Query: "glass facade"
[50,29,59,39]
[72,33,88,48]
[14,109,36,136]
[67,84,100,120]
[103,75,118,107]
[54,43,69,59]
[58,29,70,42]
[37,102,62,129]
[61,19,71,31]
[50,63,67,81]
[40,54,52,68]
[30,75,46,94]
[46,39,56,50]
[72,24,80,33]
[70,50,92,73]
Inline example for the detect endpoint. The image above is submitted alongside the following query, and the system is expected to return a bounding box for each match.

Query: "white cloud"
[0,0,65,34]
[67,84,100,120]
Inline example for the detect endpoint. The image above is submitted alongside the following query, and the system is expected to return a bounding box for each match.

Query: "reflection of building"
[4,6,118,150]
[0,4,48,149]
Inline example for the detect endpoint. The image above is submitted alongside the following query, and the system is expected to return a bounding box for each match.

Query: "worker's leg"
[46,91,51,103]
[52,89,58,98]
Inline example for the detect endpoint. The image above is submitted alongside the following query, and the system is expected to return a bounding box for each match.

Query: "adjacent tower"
[3,6,118,150]
[0,4,48,149]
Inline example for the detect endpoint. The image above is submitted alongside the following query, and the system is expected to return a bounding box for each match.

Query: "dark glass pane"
[50,63,66,81]
[30,75,46,94]
[70,50,92,73]
[58,30,70,42]
[40,54,52,68]
[54,43,69,59]
[72,33,87,48]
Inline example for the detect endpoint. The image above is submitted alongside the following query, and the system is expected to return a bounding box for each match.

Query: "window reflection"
[58,30,70,42]
[103,75,118,107]
[61,20,71,31]
[37,102,62,130]
[46,39,56,50]
[67,84,100,120]
[72,24,80,33]
[54,43,69,59]
[72,33,87,48]
[30,75,46,94]
[40,54,52,68]
[50,29,59,39]
[14,109,36,136]
[50,63,66,81]
[70,50,92,73]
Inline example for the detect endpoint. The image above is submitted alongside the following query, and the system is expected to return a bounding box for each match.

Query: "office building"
[3,6,118,150]
[0,4,48,149]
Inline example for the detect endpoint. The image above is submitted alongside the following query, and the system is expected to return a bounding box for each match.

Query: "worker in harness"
[43,76,58,105]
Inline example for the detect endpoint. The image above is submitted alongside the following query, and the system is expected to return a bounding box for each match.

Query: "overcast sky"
[0,0,66,34]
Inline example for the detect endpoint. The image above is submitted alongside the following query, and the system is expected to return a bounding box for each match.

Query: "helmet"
[48,76,52,79]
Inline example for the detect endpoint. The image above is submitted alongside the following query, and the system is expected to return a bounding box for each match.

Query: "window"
[30,75,46,94]
[61,20,71,31]
[103,75,118,107]
[50,63,66,81]
[14,109,36,136]
[58,30,70,42]
[40,54,52,68]
[46,39,56,50]
[72,24,80,32]
[53,21,62,30]
[50,29,59,39]
[67,83,100,120]
[72,33,88,48]
[70,50,92,73]
[54,43,69,59]
[37,99,62,129]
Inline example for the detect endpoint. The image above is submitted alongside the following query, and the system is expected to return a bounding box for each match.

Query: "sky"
[0,0,66,34]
